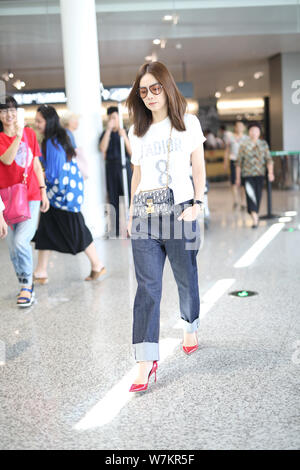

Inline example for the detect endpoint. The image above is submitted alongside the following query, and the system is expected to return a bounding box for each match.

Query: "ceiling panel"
[0,1,299,99]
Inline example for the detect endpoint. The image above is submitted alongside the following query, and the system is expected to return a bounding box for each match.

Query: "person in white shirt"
[126,61,206,392]
[0,195,8,239]
[224,121,247,209]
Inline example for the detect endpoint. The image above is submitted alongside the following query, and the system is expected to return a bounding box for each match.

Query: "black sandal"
[17,285,35,308]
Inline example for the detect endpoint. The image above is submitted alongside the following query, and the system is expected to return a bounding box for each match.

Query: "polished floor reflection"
[0,183,299,450]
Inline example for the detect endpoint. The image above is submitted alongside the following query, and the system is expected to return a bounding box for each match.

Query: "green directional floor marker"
[238,290,249,297]
[229,290,258,298]
[283,227,299,232]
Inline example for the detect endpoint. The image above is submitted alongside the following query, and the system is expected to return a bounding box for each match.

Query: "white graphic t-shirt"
[129,113,206,205]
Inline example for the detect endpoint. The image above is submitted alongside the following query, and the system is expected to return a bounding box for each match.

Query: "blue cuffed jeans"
[6,200,40,287]
[131,200,201,362]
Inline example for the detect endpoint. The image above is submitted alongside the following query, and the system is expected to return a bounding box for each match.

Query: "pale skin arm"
[0,123,23,165]
[267,161,275,182]
[33,157,50,213]
[178,144,206,221]
[127,165,141,235]
[0,211,8,239]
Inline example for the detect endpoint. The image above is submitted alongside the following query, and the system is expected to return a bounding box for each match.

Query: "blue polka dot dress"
[33,138,93,254]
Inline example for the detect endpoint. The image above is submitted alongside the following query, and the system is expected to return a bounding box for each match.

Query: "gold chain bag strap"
[133,126,175,218]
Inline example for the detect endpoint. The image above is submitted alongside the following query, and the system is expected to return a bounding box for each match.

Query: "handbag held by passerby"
[0,130,31,226]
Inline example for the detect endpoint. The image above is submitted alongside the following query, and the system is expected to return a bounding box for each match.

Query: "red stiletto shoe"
[182,333,199,355]
[182,344,199,355]
[129,361,158,393]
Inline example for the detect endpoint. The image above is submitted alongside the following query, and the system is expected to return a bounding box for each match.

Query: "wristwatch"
[193,199,204,207]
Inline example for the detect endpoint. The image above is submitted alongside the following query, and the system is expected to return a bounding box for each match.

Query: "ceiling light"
[225,86,234,93]
[163,15,173,21]
[254,71,264,79]
[217,98,264,113]
[145,55,153,61]
[217,99,264,110]
[238,80,245,87]
[175,43,182,49]
[215,91,221,98]
[153,39,161,45]
[1,71,15,82]
[187,100,199,113]
[13,80,23,90]
[13,80,25,90]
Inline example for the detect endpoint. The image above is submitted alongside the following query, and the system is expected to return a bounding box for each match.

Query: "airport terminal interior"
[0,0,300,450]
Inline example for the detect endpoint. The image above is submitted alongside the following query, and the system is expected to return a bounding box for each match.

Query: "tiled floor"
[0,182,299,449]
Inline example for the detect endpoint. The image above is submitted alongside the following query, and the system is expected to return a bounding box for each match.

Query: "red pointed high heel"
[182,332,199,355]
[182,344,199,355]
[129,361,158,393]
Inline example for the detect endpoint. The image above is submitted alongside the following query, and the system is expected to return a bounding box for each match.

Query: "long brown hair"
[126,62,187,137]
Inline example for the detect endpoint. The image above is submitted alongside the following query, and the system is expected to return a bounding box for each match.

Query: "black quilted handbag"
[133,128,174,218]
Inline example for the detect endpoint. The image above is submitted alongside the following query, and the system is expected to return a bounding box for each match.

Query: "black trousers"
[105,159,132,236]
[244,175,264,214]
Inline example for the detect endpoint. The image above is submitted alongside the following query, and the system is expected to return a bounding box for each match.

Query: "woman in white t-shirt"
[126,62,206,392]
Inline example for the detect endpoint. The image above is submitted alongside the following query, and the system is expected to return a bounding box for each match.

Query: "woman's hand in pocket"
[177,204,201,222]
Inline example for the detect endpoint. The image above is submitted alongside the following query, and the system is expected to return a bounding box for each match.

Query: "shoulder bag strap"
[21,128,30,185]
[166,126,172,189]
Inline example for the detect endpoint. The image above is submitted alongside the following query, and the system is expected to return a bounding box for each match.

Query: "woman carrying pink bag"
[0,96,49,307]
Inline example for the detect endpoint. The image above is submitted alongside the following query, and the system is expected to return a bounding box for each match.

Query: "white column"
[60,0,106,237]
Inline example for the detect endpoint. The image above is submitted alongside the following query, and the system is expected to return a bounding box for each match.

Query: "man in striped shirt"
[236,122,274,228]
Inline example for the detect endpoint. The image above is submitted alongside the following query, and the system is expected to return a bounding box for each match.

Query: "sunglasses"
[137,82,163,99]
